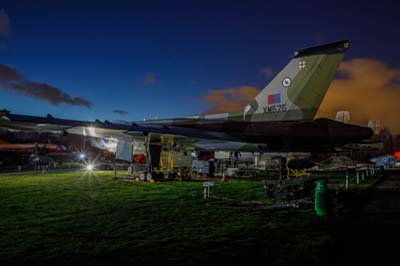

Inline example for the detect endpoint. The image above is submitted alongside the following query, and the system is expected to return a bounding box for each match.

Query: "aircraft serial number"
[263,104,287,113]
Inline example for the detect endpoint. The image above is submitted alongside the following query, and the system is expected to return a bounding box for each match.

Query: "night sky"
[1,0,400,131]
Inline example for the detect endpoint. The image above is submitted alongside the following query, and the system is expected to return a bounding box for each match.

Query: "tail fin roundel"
[238,40,350,122]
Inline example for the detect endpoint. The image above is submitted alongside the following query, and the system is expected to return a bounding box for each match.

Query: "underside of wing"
[0,110,224,140]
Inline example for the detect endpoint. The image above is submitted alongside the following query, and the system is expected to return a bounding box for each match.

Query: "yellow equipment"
[159,135,174,172]
[286,166,311,179]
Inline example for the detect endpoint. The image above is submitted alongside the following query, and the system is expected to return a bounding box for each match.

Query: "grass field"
[0,170,379,265]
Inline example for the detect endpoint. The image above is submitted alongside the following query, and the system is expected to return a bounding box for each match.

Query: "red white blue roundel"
[282,77,291,87]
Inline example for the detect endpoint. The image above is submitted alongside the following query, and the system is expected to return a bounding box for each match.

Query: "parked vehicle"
[370,155,400,170]
[192,160,209,177]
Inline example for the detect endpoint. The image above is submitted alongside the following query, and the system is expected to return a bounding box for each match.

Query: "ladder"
[159,135,174,172]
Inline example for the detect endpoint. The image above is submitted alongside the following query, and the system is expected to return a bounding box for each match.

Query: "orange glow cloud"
[317,58,400,133]
[203,86,259,114]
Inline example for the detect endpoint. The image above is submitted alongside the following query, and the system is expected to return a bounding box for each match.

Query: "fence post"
[356,170,359,184]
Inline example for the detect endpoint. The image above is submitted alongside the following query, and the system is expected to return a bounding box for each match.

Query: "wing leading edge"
[0,110,225,140]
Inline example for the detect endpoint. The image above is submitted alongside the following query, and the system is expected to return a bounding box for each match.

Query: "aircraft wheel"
[127,166,133,174]
[146,173,152,181]
[139,173,146,181]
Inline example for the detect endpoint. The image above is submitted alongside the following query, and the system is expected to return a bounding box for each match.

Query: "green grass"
[0,170,378,265]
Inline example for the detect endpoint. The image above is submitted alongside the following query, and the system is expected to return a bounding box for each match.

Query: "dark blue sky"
[1,0,399,121]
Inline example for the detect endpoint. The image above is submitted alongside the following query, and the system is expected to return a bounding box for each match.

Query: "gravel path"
[327,170,400,265]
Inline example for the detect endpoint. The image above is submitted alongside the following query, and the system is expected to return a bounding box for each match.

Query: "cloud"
[113,109,129,115]
[143,73,156,86]
[0,9,11,37]
[261,67,274,78]
[317,58,400,133]
[0,64,22,82]
[0,64,92,108]
[203,86,260,114]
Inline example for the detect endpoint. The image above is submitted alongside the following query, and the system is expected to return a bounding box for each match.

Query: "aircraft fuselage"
[143,118,373,151]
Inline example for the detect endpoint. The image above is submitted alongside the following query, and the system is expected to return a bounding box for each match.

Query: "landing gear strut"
[144,132,152,180]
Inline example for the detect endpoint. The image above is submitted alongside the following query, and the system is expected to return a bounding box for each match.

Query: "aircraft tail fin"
[234,40,350,122]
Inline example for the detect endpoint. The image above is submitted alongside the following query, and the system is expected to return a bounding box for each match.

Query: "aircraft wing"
[0,110,224,140]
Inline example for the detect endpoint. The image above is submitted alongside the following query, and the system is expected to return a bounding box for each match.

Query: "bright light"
[88,127,96,137]
[80,153,86,159]
[86,164,94,171]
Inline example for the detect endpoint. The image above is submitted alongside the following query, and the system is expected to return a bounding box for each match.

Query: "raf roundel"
[282,77,292,87]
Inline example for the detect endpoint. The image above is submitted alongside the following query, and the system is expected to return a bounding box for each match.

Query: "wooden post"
[113,152,117,179]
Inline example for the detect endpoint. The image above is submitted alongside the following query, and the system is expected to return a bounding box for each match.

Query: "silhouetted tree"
[379,127,394,154]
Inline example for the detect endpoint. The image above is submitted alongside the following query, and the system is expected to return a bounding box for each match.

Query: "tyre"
[146,173,152,181]
[127,166,133,174]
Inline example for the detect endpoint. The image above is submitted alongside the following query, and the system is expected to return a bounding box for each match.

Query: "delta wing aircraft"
[0,40,373,158]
